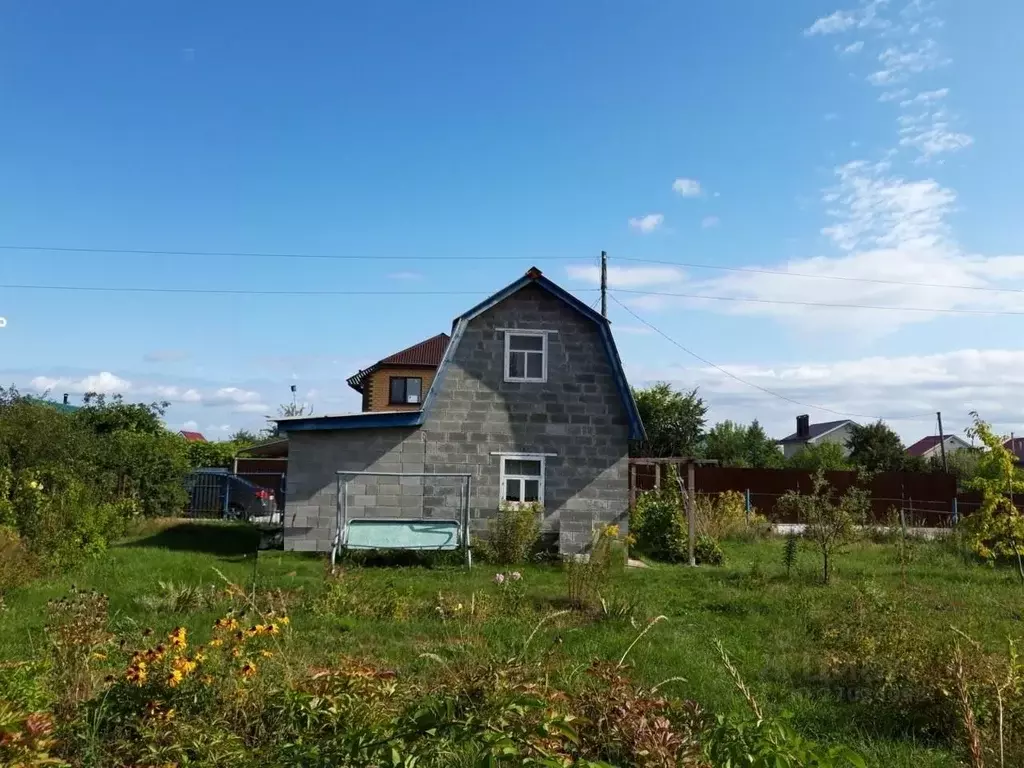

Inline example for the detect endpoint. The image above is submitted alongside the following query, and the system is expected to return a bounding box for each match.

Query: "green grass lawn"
[3,519,1022,767]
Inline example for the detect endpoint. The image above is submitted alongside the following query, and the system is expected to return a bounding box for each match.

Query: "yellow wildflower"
[126,664,148,685]
[240,662,257,679]
[260,650,274,659]
[209,638,223,648]
[166,669,184,687]
[278,616,290,626]
[168,627,187,650]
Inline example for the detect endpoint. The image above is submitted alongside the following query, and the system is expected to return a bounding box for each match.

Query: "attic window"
[504,331,547,383]
[389,377,422,405]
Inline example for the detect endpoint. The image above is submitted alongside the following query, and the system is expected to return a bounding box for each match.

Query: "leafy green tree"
[777,470,869,584]
[962,413,1024,581]
[631,383,707,458]
[744,419,784,468]
[704,420,747,466]
[787,441,850,471]
[845,421,907,472]
[76,393,168,436]
[704,419,784,468]
[229,429,260,445]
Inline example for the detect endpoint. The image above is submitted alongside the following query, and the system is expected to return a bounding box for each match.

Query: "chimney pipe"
[796,414,810,439]
[63,393,69,405]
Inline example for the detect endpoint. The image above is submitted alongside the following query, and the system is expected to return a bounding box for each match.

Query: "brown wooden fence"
[629,461,976,526]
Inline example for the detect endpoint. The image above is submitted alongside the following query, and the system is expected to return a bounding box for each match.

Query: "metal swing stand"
[330,471,473,568]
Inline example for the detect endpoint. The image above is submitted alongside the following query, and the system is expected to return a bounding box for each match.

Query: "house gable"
[419,280,633,552]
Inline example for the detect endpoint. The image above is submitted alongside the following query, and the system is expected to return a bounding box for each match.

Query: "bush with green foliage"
[481,502,541,565]
[0,387,192,572]
[630,475,688,562]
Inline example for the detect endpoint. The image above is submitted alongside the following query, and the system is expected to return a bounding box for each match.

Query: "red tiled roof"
[179,430,207,442]
[346,333,450,392]
[379,333,450,366]
[906,435,943,457]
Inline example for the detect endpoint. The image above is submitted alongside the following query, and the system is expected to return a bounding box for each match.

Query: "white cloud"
[566,264,685,289]
[614,157,1024,334]
[878,88,910,102]
[672,178,702,197]
[206,424,232,434]
[627,348,1024,442]
[701,216,720,229]
[900,88,949,107]
[805,10,857,36]
[234,402,270,414]
[206,386,263,406]
[628,213,664,233]
[841,40,865,54]
[388,271,423,281]
[868,39,949,86]
[820,160,954,252]
[181,420,199,431]
[31,371,131,395]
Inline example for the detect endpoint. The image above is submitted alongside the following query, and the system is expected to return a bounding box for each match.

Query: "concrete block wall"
[284,427,426,552]
[422,283,630,553]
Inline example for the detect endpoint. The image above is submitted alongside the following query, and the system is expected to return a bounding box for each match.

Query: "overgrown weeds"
[481,502,541,565]
[565,524,623,611]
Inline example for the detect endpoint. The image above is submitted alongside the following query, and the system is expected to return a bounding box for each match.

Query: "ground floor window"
[499,454,545,506]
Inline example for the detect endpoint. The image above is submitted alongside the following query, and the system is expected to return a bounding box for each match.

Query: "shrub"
[566,524,623,610]
[482,502,541,565]
[695,534,725,566]
[631,482,687,562]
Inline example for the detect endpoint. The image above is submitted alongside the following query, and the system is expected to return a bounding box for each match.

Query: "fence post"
[952,497,959,526]
[223,478,230,518]
[900,500,908,534]
[654,462,661,491]
[745,489,751,523]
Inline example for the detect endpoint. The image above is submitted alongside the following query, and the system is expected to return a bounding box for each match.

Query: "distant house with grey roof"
[776,415,858,459]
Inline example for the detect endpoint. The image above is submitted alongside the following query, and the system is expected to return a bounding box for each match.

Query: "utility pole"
[600,250,608,318]
[936,411,948,473]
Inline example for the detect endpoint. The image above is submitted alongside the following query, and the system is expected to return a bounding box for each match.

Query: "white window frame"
[498,453,546,508]
[503,330,548,383]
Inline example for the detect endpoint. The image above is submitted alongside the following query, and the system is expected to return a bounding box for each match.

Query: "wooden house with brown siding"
[345,333,450,412]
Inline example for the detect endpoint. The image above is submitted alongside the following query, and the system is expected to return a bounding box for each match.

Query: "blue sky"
[1,0,1023,442]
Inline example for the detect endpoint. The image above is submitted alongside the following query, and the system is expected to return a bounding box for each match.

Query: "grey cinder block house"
[276,267,645,555]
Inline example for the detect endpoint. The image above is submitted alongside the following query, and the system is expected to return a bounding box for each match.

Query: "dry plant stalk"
[950,639,985,768]
[715,639,763,721]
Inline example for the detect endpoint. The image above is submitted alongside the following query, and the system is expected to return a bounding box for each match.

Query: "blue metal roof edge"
[279,410,424,432]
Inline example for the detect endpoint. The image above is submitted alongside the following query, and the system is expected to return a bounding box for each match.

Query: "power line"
[0,280,1019,317]
[0,244,580,262]
[608,292,934,422]
[5,242,1024,296]
[614,288,1024,317]
[617,255,1024,296]
[0,283,599,297]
